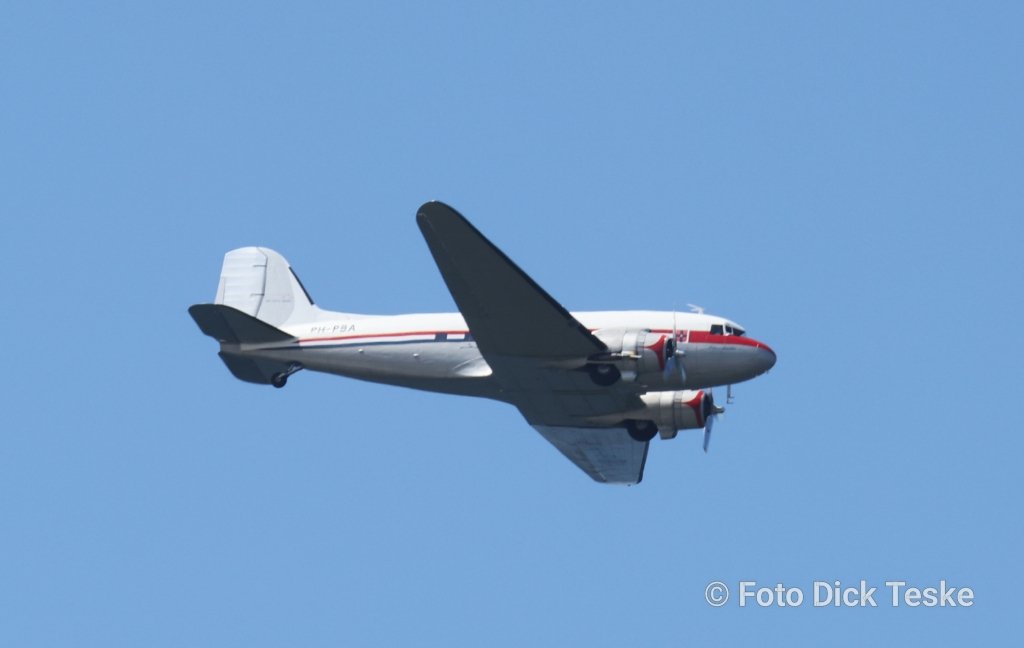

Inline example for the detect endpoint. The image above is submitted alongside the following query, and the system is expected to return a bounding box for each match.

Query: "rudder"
[214,247,320,328]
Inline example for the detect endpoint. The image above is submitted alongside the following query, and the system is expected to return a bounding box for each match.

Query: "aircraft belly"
[246,342,499,397]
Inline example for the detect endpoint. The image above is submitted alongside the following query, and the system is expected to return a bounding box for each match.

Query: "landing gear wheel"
[270,362,303,389]
[626,419,658,442]
[588,363,621,387]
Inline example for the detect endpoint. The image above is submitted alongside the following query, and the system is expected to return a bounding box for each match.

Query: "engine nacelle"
[590,328,677,383]
[636,390,714,439]
[583,389,717,440]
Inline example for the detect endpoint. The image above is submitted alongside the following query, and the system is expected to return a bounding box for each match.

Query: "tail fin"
[214,247,320,328]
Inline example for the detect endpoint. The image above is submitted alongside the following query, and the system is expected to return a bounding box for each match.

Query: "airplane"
[188,201,776,484]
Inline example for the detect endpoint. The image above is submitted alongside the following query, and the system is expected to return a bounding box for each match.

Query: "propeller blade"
[662,310,687,383]
[703,410,714,453]
[701,389,723,454]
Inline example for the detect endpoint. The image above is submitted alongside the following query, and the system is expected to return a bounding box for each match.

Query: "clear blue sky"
[2,2,1020,645]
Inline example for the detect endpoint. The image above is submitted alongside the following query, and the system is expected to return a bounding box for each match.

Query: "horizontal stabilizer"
[216,350,296,385]
[188,304,295,345]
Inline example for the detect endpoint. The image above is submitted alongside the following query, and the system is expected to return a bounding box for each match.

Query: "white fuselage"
[242,309,776,400]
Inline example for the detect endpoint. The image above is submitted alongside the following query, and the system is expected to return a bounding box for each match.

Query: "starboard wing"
[417,202,649,483]
[416,201,605,360]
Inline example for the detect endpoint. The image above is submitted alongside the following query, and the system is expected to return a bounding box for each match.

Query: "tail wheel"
[270,362,303,389]
[626,419,658,442]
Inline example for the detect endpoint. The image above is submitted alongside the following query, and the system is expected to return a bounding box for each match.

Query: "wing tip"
[417,201,481,238]
[416,200,459,224]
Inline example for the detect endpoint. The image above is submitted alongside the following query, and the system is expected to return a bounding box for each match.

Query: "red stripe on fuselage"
[299,330,469,344]
[297,327,773,354]
[650,329,773,353]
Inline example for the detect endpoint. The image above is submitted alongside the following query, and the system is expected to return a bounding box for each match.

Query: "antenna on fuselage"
[687,304,705,314]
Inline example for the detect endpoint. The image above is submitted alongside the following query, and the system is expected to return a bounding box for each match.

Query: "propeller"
[701,389,725,453]
[663,311,687,384]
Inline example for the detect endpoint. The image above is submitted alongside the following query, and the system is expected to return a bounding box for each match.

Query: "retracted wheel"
[588,363,621,387]
[626,419,658,442]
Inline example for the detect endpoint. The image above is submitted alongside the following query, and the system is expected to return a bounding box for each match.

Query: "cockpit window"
[715,324,747,337]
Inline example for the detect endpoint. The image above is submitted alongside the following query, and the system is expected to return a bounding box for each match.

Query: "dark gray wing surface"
[416,201,605,360]
[417,201,647,484]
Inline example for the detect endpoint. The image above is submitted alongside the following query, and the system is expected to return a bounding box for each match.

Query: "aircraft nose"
[751,340,776,375]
